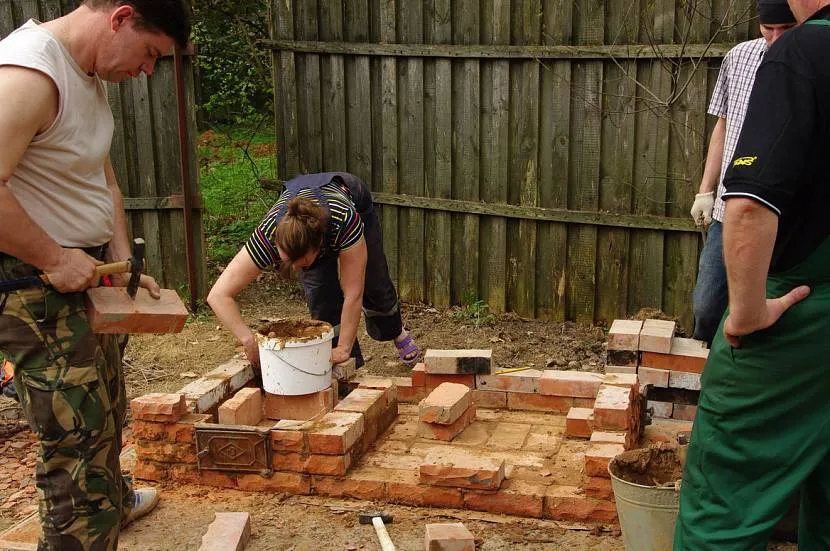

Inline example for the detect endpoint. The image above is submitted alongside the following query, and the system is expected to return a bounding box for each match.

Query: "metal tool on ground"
[494,366,533,375]
[0,238,146,297]
[358,511,395,551]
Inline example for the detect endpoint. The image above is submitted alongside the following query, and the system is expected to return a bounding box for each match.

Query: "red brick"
[271,420,309,453]
[411,363,427,387]
[638,366,670,388]
[425,373,476,390]
[133,460,168,482]
[272,452,352,476]
[574,397,595,408]
[539,371,603,398]
[306,411,364,455]
[607,319,643,351]
[669,371,701,391]
[544,486,618,522]
[641,337,708,374]
[131,413,210,443]
[475,369,543,393]
[424,523,475,551]
[565,407,593,438]
[424,349,492,375]
[337,387,396,454]
[397,383,427,403]
[420,450,505,490]
[199,512,250,551]
[135,439,197,463]
[418,405,476,441]
[271,451,307,472]
[332,357,356,381]
[130,393,187,423]
[86,287,188,334]
[602,373,639,392]
[237,471,310,494]
[507,393,573,413]
[472,390,507,409]
[263,387,333,421]
[388,480,464,509]
[581,476,614,500]
[593,385,633,431]
[639,319,676,353]
[463,480,546,518]
[420,383,472,425]
[218,387,263,426]
[643,417,693,445]
[585,442,625,478]
[169,464,237,489]
[672,403,698,422]
[356,375,395,391]
[310,476,386,501]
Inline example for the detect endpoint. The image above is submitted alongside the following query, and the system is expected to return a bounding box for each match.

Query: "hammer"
[359,511,395,551]
[0,238,146,297]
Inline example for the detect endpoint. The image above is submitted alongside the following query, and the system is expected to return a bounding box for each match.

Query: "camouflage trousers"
[0,253,133,551]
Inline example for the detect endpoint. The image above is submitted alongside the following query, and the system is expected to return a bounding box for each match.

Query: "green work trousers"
[675,236,830,550]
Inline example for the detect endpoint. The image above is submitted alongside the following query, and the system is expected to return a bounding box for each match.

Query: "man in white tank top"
[0,1,189,548]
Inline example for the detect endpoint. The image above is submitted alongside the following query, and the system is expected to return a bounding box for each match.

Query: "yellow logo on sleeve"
[733,156,758,167]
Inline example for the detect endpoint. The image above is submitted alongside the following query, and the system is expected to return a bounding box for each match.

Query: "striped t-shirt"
[246,181,364,269]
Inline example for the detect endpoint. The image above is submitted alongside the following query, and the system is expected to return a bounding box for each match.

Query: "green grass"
[199,125,280,268]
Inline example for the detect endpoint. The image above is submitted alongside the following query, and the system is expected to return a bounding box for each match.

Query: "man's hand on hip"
[691,191,715,226]
[45,248,101,293]
[723,285,811,347]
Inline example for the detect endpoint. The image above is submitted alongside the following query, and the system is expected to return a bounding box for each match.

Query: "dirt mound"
[610,444,683,487]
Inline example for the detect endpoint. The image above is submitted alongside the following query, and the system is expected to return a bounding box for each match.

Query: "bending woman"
[207,172,421,368]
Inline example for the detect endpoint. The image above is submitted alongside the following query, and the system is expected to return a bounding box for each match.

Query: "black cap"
[757,0,796,24]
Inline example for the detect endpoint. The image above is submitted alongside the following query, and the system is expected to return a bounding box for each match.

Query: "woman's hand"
[242,332,261,367]
[331,345,351,366]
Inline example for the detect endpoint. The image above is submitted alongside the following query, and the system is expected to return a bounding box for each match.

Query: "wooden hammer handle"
[96,260,133,276]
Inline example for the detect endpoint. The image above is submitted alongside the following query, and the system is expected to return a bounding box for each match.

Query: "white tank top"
[0,20,114,247]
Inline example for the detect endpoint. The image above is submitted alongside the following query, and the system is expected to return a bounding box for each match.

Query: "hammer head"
[358,511,393,525]
[126,238,146,298]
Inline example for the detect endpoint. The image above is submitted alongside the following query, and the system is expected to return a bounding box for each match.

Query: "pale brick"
[472,389,507,409]
[604,365,637,375]
[507,393,573,413]
[424,349,492,375]
[263,387,333,421]
[420,450,505,490]
[539,371,603,398]
[593,385,633,431]
[425,523,475,551]
[602,373,639,391]
[307,411,364,455]
[585,442,625,478]
[589,431,626,445]
[669,370,701,391]
[420,383,472,425]
[672,403,698,422]
[639,319,676,353]
[198,512,250,551]
[648,401,674,419]
[476,369,542,393]
[638,366,670,388]
[218,387,263,426]
[331,357,356,381]
[418,405,477,441]
[131,393,187,423]
[205,359,255,394]
[485,422,532,450]
[607,319,643,351]
[180,378,230,414]
[565,407,593,439]
[643,417,693,445]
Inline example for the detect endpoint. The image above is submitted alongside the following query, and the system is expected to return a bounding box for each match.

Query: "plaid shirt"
[709,38,767,222]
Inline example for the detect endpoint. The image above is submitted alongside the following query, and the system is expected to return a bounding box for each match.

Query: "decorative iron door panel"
[195,425,271,473]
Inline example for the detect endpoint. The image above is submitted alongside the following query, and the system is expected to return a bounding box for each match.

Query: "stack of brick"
[606,318,707,423]
[418,383,476,441]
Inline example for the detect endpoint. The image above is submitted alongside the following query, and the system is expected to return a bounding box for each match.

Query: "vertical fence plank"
[39,0,58,21]
[451,0,480,305]
[13,0,39,24]
[370,0,399,283]
[595,1,639,323]
[107,84,130,198]
[506,0,540,317]
[565,0,603,324]
[295,1,322,172]
[536,0,572,321]
[319,1,347,171]
[272,0,300,179]
[628,0,672,315]
[479,0,510,313]
[396,1,425,302]
[183,55,208,299]
[129,76,163,283]
[344,0,372,183]
[0,1,16,36]
[424,0,452,307]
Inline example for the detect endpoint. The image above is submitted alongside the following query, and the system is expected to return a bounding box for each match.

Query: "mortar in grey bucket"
[608,446,682,551]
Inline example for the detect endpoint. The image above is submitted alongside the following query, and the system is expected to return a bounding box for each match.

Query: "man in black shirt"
[675,1,830,548]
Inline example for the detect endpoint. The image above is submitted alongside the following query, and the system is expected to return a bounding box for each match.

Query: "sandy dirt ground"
[0,276,797,550]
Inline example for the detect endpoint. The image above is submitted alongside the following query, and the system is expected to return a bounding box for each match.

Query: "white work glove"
[690,192,714,226]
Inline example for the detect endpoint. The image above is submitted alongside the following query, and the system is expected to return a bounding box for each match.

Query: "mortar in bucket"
[256,318,335,395]
[608,444,683,551]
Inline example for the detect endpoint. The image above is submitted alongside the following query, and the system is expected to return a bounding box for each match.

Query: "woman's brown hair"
[274,197,328,262]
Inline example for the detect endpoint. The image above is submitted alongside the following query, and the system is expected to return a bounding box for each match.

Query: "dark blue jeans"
[692,220,728,345]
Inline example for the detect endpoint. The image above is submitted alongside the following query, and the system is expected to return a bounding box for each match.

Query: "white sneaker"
[122,488,160,528]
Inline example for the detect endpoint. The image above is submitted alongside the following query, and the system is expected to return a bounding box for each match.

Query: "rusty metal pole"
[173,44,199,313]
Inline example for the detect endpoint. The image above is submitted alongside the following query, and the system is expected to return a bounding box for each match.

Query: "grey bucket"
[609,458,680,551]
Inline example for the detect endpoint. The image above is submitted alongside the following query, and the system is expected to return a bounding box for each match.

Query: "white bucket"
[257,320,335,395]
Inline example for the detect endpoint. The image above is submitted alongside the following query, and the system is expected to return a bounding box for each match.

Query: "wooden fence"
[269,0,759,330]
[1,0,206,303]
